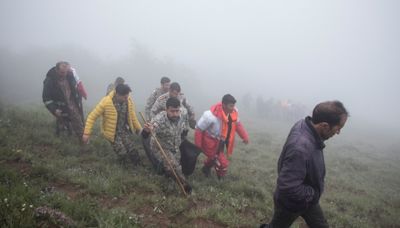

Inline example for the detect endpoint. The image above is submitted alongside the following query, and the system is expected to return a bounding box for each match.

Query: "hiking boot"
[184,184,192,195]
[202,165,211,177]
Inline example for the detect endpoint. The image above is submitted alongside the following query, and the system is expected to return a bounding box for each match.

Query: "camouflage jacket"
[150,111,187,154]
[106,83,115,95]
[150,93,194,120]
[144,87,165,121]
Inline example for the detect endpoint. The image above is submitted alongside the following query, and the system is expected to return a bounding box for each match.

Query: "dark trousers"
[55,111,84,140]
[264,201,329,228]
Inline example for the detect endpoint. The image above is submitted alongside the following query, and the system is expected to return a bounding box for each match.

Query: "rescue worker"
[195,94,249,179]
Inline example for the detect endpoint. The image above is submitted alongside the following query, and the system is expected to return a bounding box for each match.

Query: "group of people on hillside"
[42,62,249,191]
[42,61,349,228]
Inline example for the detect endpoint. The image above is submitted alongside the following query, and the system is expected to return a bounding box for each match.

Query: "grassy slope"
[0,105,399,227]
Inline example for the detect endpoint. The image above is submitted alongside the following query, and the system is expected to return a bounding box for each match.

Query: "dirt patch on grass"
[52,181,85,200]
[137,206,173,227]
[3,157,85,200]
[2,158,32,176]
[113,198,226,227]
[98,195,130,209]
[168,199,228,227]
[242,207,258,218]
[2,158,233,227]
[189,217,228,228]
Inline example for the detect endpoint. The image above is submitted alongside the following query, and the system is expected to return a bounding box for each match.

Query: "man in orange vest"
[194,94,249,179]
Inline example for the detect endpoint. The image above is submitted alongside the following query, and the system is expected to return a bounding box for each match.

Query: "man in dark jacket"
[260,100,348,228]
[42,61,84,140]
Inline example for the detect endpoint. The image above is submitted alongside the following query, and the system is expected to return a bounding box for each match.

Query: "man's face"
[166,106,181,122]
[56,63,70,77]
[162,82,170,93]
[169,90,180,98]
[115,94,129,103]
[320,115,347,140]
[222,103,235,114]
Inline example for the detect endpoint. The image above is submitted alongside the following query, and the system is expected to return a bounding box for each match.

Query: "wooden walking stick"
[139,112,188,197]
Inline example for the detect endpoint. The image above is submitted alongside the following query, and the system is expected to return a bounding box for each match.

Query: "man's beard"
[168,116,180,122]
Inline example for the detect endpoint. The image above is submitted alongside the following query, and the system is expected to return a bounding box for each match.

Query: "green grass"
[0,105,399,227]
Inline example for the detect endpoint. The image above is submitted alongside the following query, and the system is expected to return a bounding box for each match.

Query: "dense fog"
[1,0,399,133]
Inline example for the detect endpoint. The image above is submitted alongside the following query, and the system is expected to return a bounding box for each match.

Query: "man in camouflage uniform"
[144,76,171,120]
[83,84,143,166]
[142,97,192,194]
[150,82,196,129]
[106,77,125,95]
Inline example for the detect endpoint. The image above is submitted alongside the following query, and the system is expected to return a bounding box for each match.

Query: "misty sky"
[1,0,399,128]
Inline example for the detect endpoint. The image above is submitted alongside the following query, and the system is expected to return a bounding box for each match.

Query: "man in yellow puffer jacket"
[82,84,142,166]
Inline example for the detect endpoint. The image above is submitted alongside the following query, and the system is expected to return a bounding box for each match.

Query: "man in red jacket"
[195,94,249,179]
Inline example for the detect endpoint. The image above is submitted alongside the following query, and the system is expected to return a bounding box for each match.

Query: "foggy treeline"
[0,44,205,109]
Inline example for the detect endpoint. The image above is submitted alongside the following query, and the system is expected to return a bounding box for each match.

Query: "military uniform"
[112,96,140,165]
[149,111,189,187]
[106,83,115,95]
[144,88,166,121]
[150,93,195,126]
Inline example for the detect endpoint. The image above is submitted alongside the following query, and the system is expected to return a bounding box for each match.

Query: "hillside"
[0,105,399,227]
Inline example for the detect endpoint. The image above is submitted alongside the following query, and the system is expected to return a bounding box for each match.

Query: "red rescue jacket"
[195,102,248,156]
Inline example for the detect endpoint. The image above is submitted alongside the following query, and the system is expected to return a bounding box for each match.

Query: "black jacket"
[42,67,83,117]
[274,117,326,212]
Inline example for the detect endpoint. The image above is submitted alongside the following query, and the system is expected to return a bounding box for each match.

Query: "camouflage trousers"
[112,131,140,166]
[56,111,84,141]
[150,143,188,186]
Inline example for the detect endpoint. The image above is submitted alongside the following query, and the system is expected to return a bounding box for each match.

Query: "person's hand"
[243,138,249,145]
[143,122,153,133]
[55,109,62,117]
[189,118,196,129]
[141,122,153,139]
[82,134,90,144]
[181,129,189,140]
